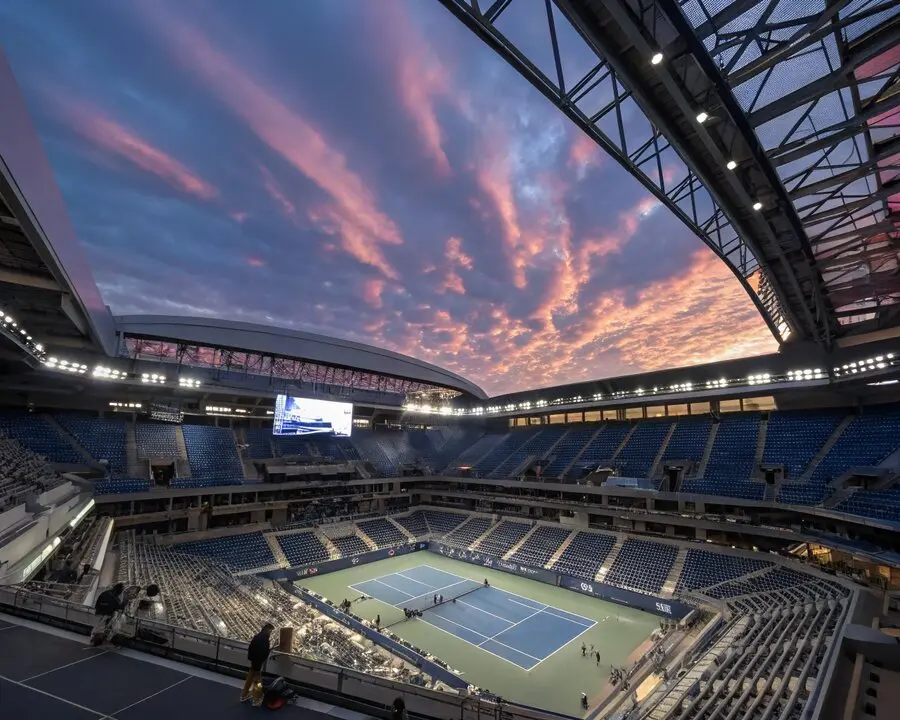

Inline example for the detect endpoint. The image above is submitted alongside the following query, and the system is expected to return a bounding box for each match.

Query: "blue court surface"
[349,564,596,670]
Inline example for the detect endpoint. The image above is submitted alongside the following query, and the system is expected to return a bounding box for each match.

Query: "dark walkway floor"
[0,617,369,720]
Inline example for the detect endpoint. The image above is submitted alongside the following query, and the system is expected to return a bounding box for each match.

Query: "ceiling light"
[752,202,763,211]
[651,52,663,65]
[726,160,737,170]
[696,111,709,123]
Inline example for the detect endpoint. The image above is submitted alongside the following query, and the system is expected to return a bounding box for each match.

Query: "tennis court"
[350,564,595,670]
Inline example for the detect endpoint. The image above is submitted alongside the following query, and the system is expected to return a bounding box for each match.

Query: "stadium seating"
[763,410,844,479]
[0,435,65,510]
[675,549,773,593]
[542,426,596,477]
[0,412,83,464]
[604,538,677,594]
[615,420,671,478]
[56,415,128,477]
[135,422,184,459]
[474,429,542,476]
[181,424,245,486]
[573,423,632,474]
[174,531,275,571]
[550,531,615,580]
[244,428,274,459]
[834,488,900,523]
[331,533,370,557]
[447,433,507,470]
[357,518,408,548]
[488,427,567,478]
[393,511,429,537]
[508,525,572,566]
[444,515,494,546]
[276,531,330,567]
[422,510,468,535]
[660,416,711,465]
[93,478,151,495]
[475,520,532,556]
[684,415,764,499]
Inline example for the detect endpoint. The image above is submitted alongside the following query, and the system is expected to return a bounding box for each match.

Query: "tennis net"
[389,578,487,623]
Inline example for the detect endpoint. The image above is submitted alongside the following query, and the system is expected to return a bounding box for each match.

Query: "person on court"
[241,622,274,703]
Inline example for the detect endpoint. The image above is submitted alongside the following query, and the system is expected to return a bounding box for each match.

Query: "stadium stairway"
[544,530,576,568]
[823,485,859,509]
[44,415,96,466]
[387,516,416,541]
[174,426,190,466]
[314,530,341,559]
[695,422,719,480]
[467,517,499,550]
[125,424,144,478]
[595,536,624,582]
[753,417,768,477]
[265,533,291,567]
[559,424,605,477]
[799,415,853,480]
[502,523,541,560]
[649,423,676,479]
[614,425,639,463]
[355,525,378,551]
[661,547,687,596]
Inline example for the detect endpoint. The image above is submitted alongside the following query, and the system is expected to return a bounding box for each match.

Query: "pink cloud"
[140,4,403,279]
[52,93,217,201]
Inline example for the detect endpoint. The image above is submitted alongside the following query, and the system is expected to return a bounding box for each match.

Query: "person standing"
[240,623,275,703]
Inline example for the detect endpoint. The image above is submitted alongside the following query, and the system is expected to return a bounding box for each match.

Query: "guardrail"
[0,584,570,720]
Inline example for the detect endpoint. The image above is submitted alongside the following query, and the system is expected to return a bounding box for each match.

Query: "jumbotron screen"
[272,395,353,437]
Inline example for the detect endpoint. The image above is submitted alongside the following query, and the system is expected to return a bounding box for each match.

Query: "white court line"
[0,672,105,717]
[22,650,111,682]
[393,571,437,589]
[370,578,414,598]
[0,624,18,632]
[414,612,534,671]
[527,618,598,671]
[105,675,192,717]
[507,598,595,629]
[427,611,543,663]
[390,578,477,608]
[456,597,513,625]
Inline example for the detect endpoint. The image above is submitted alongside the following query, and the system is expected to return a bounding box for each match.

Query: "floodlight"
[726,160,737,170]
[651,52,663,65]
[696,111,709,123]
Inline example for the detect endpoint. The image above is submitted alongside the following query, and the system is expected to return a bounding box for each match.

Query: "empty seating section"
[488,427,566,478]
[616,421,671,477]
[685,415,763,500]
[661,417,711,464]
[432,428,482,471]
[448,433,505,469]
[244,428,273,459]
[276,532,329,567]
[705,566,827,600]
[94,478,151,495]
[393,511,428,537]
[331,533,370,556]
[357,518,408,548]
[182,424,244,485]
[763,411,844,479]
[175,532,275,571]
[422,510,467,535]
[56,416,128,476]
[444,516,493,546]
[551,531,615,580]
[605,539,677,594]
[474,429,540,476]
[0,436,64,510]
[476,520,532,556]
[0,412,82,464]
[804,408,900,495]
[675,549,773,593]
[273,435,309,456]
[352,432,400,477]
[835,489,900,523]
[135,423,183,459]
[543,426,596,477]
[575,423,632,472]
[509,525,571,566]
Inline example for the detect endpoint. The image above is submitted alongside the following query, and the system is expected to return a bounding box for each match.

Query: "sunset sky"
[0,0,778,395]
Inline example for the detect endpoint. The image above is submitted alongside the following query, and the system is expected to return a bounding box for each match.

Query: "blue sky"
[0,0,777,394]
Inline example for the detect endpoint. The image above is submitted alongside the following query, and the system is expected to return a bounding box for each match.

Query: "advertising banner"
[426,543,691,620]
[258,542,426,582]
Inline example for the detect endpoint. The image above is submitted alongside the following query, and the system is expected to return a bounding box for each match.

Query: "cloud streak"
[0,0,778,396]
